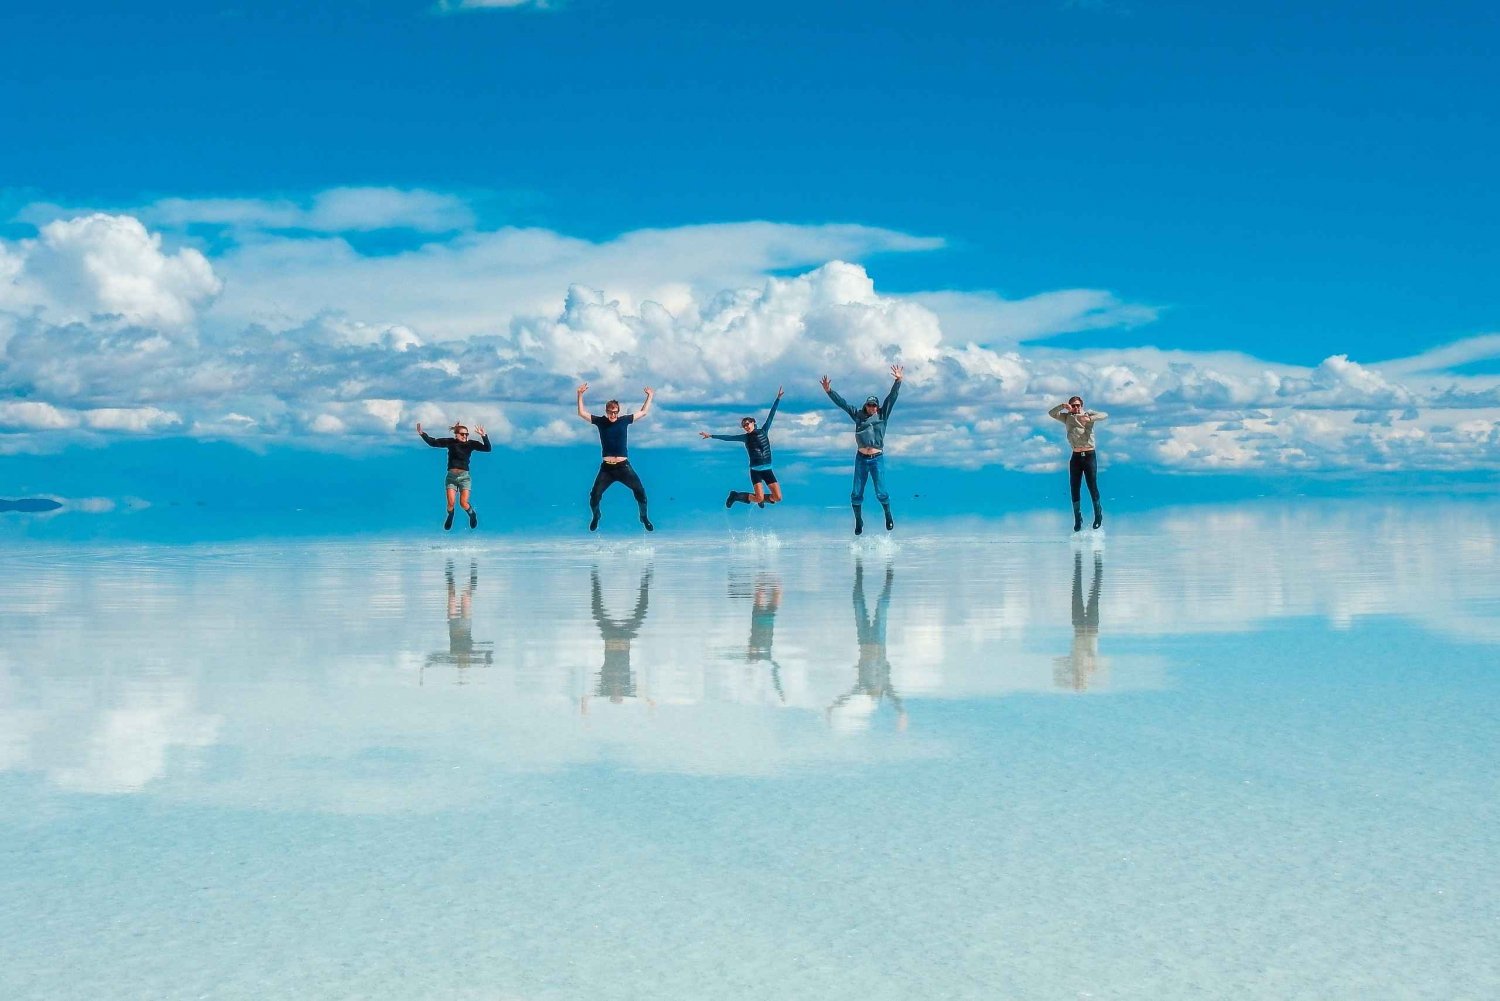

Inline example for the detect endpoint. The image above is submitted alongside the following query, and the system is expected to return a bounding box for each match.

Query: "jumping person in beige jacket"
[1049,396,1109,532]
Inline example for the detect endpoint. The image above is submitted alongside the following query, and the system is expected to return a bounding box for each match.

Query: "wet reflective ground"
[2,501,1498,999]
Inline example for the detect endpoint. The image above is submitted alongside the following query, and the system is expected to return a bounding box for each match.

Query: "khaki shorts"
[445,470,472,491]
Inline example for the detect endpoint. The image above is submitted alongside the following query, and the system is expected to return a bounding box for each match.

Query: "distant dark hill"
[0,497,63,513]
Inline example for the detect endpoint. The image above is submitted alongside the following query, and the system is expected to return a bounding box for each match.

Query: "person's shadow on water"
[581,565,655,714]
[827,557,906,731]
[424,560,495,684]
[1054,550,1107,691]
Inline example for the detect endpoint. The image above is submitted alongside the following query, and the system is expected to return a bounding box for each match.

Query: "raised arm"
[472,425,492,451]
[822,376,858,420]
[704,431,750,443]
[576,383,592,423]
[416,422,446,447]
[1086,410,1109,423]
[762,387,784,431]
[1048,403,1071,422]
[635,387,655,420]
[880,367,902,420]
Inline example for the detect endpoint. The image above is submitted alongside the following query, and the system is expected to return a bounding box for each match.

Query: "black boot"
[726,490,739,508]
[639,502,654,532]
[853,505,864,536]
[444,509,455,531]
[589,507,601,532]
[1073,506,1083,533]
[882,503,894,532]
[1092,505,1103,530]
[466,506,478,529]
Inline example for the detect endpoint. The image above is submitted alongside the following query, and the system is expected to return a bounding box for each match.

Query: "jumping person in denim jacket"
[822,364,902,535]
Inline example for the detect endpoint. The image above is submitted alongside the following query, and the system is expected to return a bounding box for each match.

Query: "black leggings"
[589,461,649,516]
[1069,450,1100,509]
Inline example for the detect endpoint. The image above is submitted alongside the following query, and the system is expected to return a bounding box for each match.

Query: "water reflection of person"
[581,566,655,713]
[827,558,907,730]
[732,572,786,702]
[424,561,494,683]
[1054,550,1107,691]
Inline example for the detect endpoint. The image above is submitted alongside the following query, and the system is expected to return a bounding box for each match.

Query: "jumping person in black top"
[577,383,656,532]
[700,386,785,509]
[416,421,491,530]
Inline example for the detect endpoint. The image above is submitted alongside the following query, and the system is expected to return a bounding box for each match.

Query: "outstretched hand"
[698,431,710,439]
[891,364,904,381]
[644,386,655,396]
[776,385,785,399]
[820,375,832,393]
[576,382,588,396]
[415,422,424,435]
[474,425,486,437]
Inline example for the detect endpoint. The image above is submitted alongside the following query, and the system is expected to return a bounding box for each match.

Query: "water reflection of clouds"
[1,501,1495,801]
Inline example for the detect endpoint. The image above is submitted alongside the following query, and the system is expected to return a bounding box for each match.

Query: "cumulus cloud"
[1,214,220,329]
[3,190,1500,473]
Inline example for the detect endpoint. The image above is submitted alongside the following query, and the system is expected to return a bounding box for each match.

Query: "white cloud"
[0,401,79,431]
[3,191,1500,473]
[437,0,551,11]
[81,407,182,433]
[18,187,477,235]
[1,213,220,328]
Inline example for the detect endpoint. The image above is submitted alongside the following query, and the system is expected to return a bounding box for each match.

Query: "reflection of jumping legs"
[424,560,492,683]
[851,453,893,535]
[1069,451,1102,532]
[828,558,905,728]
[589,461,653,532]
[1056,550,1105,691]
[584,566,655,710]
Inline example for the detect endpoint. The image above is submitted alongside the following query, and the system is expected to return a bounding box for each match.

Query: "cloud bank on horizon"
[2,186,1498,474]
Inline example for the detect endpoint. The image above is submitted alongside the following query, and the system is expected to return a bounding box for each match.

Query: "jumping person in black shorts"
[416,421,490,530]
[700,386,784,509]
[577,383,655,532]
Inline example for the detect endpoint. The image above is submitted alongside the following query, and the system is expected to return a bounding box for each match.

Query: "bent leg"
[851,458,869,506]
[768,482,783,504]
[870,455,890,505]
[588,464,612,529]
[617,463,652,527]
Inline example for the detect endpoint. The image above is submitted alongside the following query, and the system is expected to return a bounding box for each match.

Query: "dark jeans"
[590,461,649,516]
[1069,450,1100,509]
[851,452,889,506]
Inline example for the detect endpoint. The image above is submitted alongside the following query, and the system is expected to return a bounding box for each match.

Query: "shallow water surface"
[2,501,1497,999]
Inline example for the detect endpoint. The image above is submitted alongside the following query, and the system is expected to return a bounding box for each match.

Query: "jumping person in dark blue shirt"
[700,386,785,509]
[822,364,903,535]
[577,382,656,532]
[416,421,491,530]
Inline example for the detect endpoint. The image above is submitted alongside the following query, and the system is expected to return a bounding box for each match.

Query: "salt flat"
[2,500,1497,1000]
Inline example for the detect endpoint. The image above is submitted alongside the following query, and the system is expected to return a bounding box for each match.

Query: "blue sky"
[1,0,1498,523]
